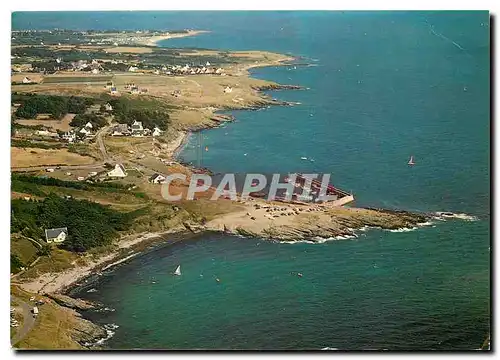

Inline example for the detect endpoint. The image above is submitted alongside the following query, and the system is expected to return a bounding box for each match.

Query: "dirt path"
[95,125,111,162]
[12,163,105,172]
[11,296,36,347]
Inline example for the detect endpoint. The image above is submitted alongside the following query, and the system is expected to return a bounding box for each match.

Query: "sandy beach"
[165,130,189,158]
[140,30,210,46]
[17,231,177,294]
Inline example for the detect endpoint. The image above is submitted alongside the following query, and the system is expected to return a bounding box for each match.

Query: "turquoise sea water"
[13,11,490,350]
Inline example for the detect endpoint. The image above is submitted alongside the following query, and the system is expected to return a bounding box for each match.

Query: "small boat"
[408,156,415,166]
[301,157,308,160]
[215,278,221,283]
[173,265,181,276]
[297,273,303,278]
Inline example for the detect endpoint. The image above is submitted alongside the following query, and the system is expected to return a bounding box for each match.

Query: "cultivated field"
[42,76,113,84]
[16,114,76,132]
[11,148,96,168]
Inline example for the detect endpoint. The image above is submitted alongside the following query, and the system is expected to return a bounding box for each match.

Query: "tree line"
[69,113,107,129]
[11,194,139,252]
[108,98,171,130]
[13,94,96,119]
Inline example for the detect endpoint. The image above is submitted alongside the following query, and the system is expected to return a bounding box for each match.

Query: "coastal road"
[11,296,36,347]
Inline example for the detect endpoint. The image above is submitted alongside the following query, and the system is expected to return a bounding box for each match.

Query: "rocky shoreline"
[11,45,445,350]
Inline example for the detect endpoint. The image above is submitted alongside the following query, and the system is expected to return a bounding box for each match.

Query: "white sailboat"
[173,265,181,276]
[408,155,415,166]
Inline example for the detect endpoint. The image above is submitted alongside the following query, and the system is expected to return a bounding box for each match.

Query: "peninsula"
[11,29,431,349]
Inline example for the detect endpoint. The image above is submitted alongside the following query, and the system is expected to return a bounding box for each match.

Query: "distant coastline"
[141,29,210,46]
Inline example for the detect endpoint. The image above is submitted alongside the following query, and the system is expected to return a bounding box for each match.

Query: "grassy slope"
[11,286,85,350]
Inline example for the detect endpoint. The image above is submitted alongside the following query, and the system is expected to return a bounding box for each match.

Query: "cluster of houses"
[120,62,226,76]
[163,63,226,76]
[12,55,229,78]
[61,121,95,142]
[105,81,148,96]
[33,122,94,142]
[124,82,148,95]
[69,59,103,73]
[110,120,163,137]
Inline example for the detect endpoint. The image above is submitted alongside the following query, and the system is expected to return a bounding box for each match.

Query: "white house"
[22,77,32,84]
[79,127,91,136]
[104,103,113,111]
[224,86,233,93]
[111,123,129,136]
[149,173,166,184]
[91,69,100,74]
[84,122,93,130]
[152,126,162,137]
[61,131,76,143]
[131,120,144,137]
[107,164,127,178]
[206,61,211,66]
[45,227,68,243]
[128,66,138,72]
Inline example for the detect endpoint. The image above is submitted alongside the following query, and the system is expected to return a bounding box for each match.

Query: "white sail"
[408,156,415,165]
[174,265,181,276]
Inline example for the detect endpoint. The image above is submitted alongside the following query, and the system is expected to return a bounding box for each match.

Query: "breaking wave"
[389,227,419,233]
[433,212,479,222]
[95,306,116,313]
[83,323,119,348]
[279,233,358,244]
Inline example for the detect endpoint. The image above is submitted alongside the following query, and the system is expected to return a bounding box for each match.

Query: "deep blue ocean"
[13,11,490,350]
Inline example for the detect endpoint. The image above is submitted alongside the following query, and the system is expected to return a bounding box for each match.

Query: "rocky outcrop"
[253,84,303,91]
[206,204,431,243]
[183,221,206,233]
[46,293,98,311]
[71,315,107,348]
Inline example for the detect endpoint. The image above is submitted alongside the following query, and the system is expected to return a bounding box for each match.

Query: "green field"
[42,76,113,84]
